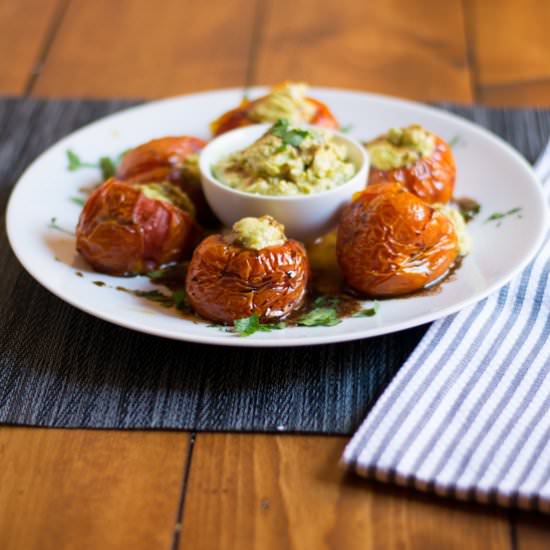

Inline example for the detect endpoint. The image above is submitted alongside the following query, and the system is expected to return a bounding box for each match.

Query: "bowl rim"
[199,122,369,202]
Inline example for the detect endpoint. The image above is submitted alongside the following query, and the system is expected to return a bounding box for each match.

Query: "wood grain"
[253,0,473,102]
[516,513,550,550]
[464,0,550,104]
[476,79,550,107]
[0,0,62,94]
[180,434,510,550]
[32,0,256,98]
[0,428,188,550]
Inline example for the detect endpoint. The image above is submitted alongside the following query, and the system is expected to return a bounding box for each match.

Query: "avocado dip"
[213,119,356,196]
[229,215,286,250]
[367,124,436,170]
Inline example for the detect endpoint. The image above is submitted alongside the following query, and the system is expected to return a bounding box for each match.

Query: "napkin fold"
[343,140,550,513]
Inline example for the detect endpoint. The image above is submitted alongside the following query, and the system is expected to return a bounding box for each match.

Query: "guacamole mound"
[248,82,316,125]
[230,215,287,250]
[139,182,195,217]
[213,120,356,196]
[367,124,436,170]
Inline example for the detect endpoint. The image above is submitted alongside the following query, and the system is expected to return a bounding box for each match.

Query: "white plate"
[6,87,549,347]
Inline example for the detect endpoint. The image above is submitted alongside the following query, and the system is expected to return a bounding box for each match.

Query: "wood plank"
[464,0,550,105]
[0,427,188,550]
[516,513,550,550]
[0,0,62,94]
[32,0,256,98]
[253,0,473,102]
[477,80,550,107]
[465,0,550,86]
[180,434,510,550]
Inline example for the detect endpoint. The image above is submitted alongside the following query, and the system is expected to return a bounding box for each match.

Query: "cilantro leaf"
[485,207,522,224]
[258,321,286,331]
[132,288,191,313]
[99,156,116,180]
[67,150,83,170]
[297,307,341,327]
[66,149,120,180]
[172,289,190,312]
[455,197,481,222]
[232,315,287,336]
[70,196,85,207]
[270,119,311,148]
[48,217,75,236]
[312,295,340,308]
[234,314,261,336]
[352,301,380,317]
[66,149,96,171]
[145,263,188,283]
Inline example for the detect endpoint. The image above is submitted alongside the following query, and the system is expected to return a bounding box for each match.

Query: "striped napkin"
[343,140,550,513]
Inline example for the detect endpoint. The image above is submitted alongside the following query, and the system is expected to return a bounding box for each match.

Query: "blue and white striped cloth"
[343,141,550,513]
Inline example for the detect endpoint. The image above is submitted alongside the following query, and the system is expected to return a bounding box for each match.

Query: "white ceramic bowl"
[199,123,369,242]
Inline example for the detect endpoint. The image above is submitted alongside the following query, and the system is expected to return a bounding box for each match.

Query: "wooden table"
[1,1,549,548]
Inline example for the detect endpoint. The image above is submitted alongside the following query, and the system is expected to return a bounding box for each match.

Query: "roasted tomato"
[367,125,455,204]
[76,178,198,276]
[210,82,339,136]
[186,216,309,323]
[337,182,458,297]
[116,136,216,225]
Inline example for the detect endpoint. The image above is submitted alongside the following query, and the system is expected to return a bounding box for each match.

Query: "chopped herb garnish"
[48,217,74,235]
[99,156,116,179]
[144,262,188,282]
[297,306,341,327]
[234,314,261,336]
[448,135,461,148]
[232,314,286,336]
[340,124,353,134]
[67,150,96,171]
[312,295,340,308]
[66,149,119,180]
[455,197,481,222]
[485,207,523,225]
[172,289,189,312]
[70,196,85,207]
[352,301,380,317]
[270,119,311,148]
[132,288,191,312]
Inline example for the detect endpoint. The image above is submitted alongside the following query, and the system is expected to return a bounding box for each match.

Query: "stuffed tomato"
[116,136,215,225]
[337,182,459,297]
[210,82,339,136]
[76,178,198,276]
[366,125,455,204]
[186,216,309,323]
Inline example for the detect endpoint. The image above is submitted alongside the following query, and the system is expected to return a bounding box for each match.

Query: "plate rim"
[6,87,549,347]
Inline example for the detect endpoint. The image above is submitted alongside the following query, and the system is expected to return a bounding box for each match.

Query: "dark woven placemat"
[1,97,548,433]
